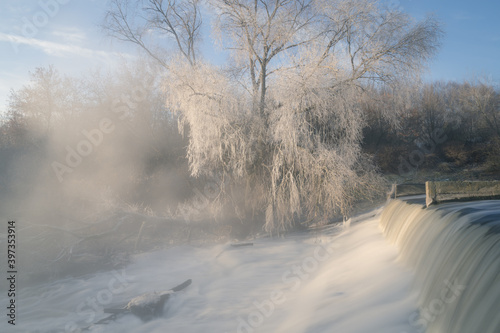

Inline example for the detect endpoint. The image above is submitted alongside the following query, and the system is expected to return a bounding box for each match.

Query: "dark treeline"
[361,78,500,178]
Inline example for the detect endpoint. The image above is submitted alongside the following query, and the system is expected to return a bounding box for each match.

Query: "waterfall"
[380,198,500,333]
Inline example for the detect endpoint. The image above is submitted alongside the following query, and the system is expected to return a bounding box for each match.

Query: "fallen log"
[83,279,192,330]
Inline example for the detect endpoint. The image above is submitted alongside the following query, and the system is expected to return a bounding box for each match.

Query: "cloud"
[0,32,132,64]
[51,28,87,44]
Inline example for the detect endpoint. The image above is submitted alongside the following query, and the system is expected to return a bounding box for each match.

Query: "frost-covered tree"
[7,66,84,138]
[105,0,443,233]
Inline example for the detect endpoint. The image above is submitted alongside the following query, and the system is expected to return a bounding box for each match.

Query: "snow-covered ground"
[4,207,420,333]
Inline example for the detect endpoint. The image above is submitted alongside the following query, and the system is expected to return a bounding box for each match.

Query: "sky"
[0,0,499,116]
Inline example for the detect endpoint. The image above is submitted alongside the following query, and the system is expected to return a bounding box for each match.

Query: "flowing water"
[380,197,500,333]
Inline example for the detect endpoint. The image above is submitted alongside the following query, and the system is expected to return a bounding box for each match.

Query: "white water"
[380,198,500,333]
[2,208,421,333]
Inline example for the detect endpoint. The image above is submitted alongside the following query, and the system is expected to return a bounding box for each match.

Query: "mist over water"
[0,63,233,284]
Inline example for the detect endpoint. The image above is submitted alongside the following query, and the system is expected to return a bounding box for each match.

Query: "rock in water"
[102,279,192,322]
[126,291,172,321]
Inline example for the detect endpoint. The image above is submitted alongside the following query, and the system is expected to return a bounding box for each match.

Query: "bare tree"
[212,0,319,117]
[419,82,446,140]
[103,0,203,66]
[460,77,500,138]
[212,0,442,112]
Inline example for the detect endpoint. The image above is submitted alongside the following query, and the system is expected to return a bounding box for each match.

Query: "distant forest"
[362,78,500,178]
